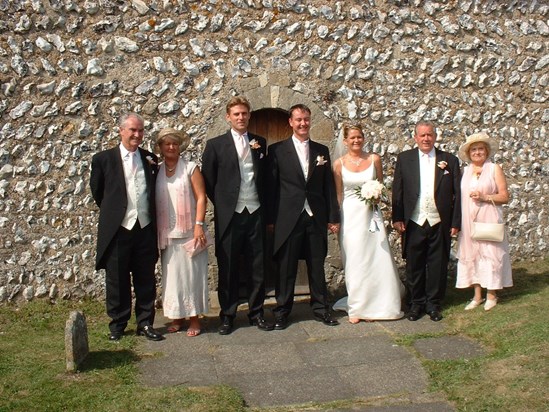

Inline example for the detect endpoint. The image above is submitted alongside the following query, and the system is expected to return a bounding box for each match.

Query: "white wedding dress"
[333,160,404,320]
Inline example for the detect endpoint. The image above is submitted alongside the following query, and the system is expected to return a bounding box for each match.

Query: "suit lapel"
[284,138,306,183]
[434,149,444,192]
[112,148,126,193]
[409,148,420,196]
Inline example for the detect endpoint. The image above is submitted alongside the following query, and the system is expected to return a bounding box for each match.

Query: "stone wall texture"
[0,0,548,304]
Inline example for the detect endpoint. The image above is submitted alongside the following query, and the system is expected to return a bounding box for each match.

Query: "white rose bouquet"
[355,180,388,207]
[355,180,388,232]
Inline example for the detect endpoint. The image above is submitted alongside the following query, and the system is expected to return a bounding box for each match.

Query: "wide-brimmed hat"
[458,132,499,162]
[156,128,189,151]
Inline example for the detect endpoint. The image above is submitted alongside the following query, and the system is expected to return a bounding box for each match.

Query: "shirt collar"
[119,143,137,158]
[292,135,309,146]
[231,129,248,139]
[419,148,435,159]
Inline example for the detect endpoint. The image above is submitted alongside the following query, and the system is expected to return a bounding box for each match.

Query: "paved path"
[139,301,458,410]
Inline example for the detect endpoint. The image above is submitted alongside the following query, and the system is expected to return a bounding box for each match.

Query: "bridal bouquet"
[355,180,388,207]
[355,180,388,232]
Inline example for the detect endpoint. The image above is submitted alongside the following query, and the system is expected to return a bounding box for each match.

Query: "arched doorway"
[248,108,292,145]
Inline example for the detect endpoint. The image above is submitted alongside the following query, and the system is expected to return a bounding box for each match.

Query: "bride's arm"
[333,157,344,207]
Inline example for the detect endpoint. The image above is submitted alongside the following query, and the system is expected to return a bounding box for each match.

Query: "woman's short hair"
[156,128,190,151]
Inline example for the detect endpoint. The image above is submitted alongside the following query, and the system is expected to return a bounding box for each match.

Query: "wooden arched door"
[247,108,310,296]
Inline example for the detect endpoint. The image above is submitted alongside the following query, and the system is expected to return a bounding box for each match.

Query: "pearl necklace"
[165,164,177,172]
[347,155,363,166]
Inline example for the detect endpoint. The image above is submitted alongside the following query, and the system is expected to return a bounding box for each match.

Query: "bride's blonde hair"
[343,124,365,140]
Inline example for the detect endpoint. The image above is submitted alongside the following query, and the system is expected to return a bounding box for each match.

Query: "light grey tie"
[237,134,248,158]
[130,152,137,175]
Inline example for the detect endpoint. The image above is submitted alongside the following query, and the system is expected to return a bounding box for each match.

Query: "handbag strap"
[472,197,503,224]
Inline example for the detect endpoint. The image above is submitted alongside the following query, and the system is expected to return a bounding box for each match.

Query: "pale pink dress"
[456,161,512,290]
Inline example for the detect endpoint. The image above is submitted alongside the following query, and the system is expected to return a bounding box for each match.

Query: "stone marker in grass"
[65,311,89,372]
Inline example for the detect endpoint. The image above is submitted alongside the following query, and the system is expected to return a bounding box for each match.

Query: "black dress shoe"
[314,312,340,326]
[249,316,274,331]
[108,331,123,341]
[428,310,443,322]
[273,316,289,330]
[136,325,164,341]
[406,310,422,321]
[218,317,234,335]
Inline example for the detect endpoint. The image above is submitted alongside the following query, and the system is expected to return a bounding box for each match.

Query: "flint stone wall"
[0,0,547,304]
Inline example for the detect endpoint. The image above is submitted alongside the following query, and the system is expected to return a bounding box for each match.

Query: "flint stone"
[114,37,139,53]
[86,58,103,76]
[131,0,149,15]
[65,311,89,372]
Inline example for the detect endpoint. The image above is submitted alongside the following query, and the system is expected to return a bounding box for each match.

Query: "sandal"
[186,328,201,337]
[464,298,485,311]
[167,319,184,333]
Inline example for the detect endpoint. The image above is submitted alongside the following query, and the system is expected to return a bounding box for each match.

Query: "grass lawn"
[0,257,547,411]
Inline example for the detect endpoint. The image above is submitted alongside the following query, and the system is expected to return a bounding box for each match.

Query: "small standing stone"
[65,311,89,372]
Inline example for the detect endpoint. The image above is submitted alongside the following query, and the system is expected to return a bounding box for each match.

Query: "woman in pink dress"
[456,132,512,311]
[156,128,209,336]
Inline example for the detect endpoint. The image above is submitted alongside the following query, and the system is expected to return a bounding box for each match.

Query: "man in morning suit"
[391,121,461,322]
[90,113,163,341]
[267,104,341,330]
[201,96,273,335]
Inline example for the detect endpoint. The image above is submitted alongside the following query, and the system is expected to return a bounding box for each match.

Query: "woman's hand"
[469,190,483,202]
[193,225,207,247]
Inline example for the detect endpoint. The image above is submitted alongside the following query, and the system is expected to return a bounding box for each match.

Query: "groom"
[267,104,340,330]
[391,121,461,322]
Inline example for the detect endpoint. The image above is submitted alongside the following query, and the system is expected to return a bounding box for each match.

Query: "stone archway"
[207,86,335,146]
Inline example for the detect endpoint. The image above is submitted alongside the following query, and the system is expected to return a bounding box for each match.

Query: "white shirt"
[410,148,441,226]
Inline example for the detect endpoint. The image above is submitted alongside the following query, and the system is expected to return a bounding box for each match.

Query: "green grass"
[0,300,244,412]
[423,257,549,412]
[0,257,547,411]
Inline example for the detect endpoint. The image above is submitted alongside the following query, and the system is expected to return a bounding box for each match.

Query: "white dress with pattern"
[161,161,209,319]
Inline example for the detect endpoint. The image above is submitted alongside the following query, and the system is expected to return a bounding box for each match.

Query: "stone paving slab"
[139,302,456,410]
[413,336,487,360]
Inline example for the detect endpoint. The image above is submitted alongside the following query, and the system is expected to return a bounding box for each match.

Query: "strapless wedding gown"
[333,162,404,320]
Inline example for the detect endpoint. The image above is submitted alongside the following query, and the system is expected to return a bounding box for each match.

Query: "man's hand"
[393,221,405,233]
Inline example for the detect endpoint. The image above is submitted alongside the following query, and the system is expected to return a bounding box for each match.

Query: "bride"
[332,124,404,322]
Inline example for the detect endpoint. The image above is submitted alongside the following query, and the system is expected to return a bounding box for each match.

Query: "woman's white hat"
[458,132,499,162]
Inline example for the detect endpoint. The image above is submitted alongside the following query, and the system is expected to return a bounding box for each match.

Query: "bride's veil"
[332,127,346,161]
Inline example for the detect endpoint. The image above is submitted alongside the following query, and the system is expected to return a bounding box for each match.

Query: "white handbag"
[471,198,505,242]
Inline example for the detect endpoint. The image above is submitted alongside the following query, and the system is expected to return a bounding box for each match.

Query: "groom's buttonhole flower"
[316,155,327,166]
[249,139,261,149]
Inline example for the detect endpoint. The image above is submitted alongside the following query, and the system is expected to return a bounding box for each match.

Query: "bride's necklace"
[165,163,177,172]
[347,155,363,166]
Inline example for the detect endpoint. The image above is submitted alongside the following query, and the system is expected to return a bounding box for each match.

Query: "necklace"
[347,155,363,166]
[165,164,176,172]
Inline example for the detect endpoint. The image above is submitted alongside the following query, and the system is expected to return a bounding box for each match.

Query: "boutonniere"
[249,139,261,150]
[316,155,327,166]
[437,161,447,170]
[146,156,157,166]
